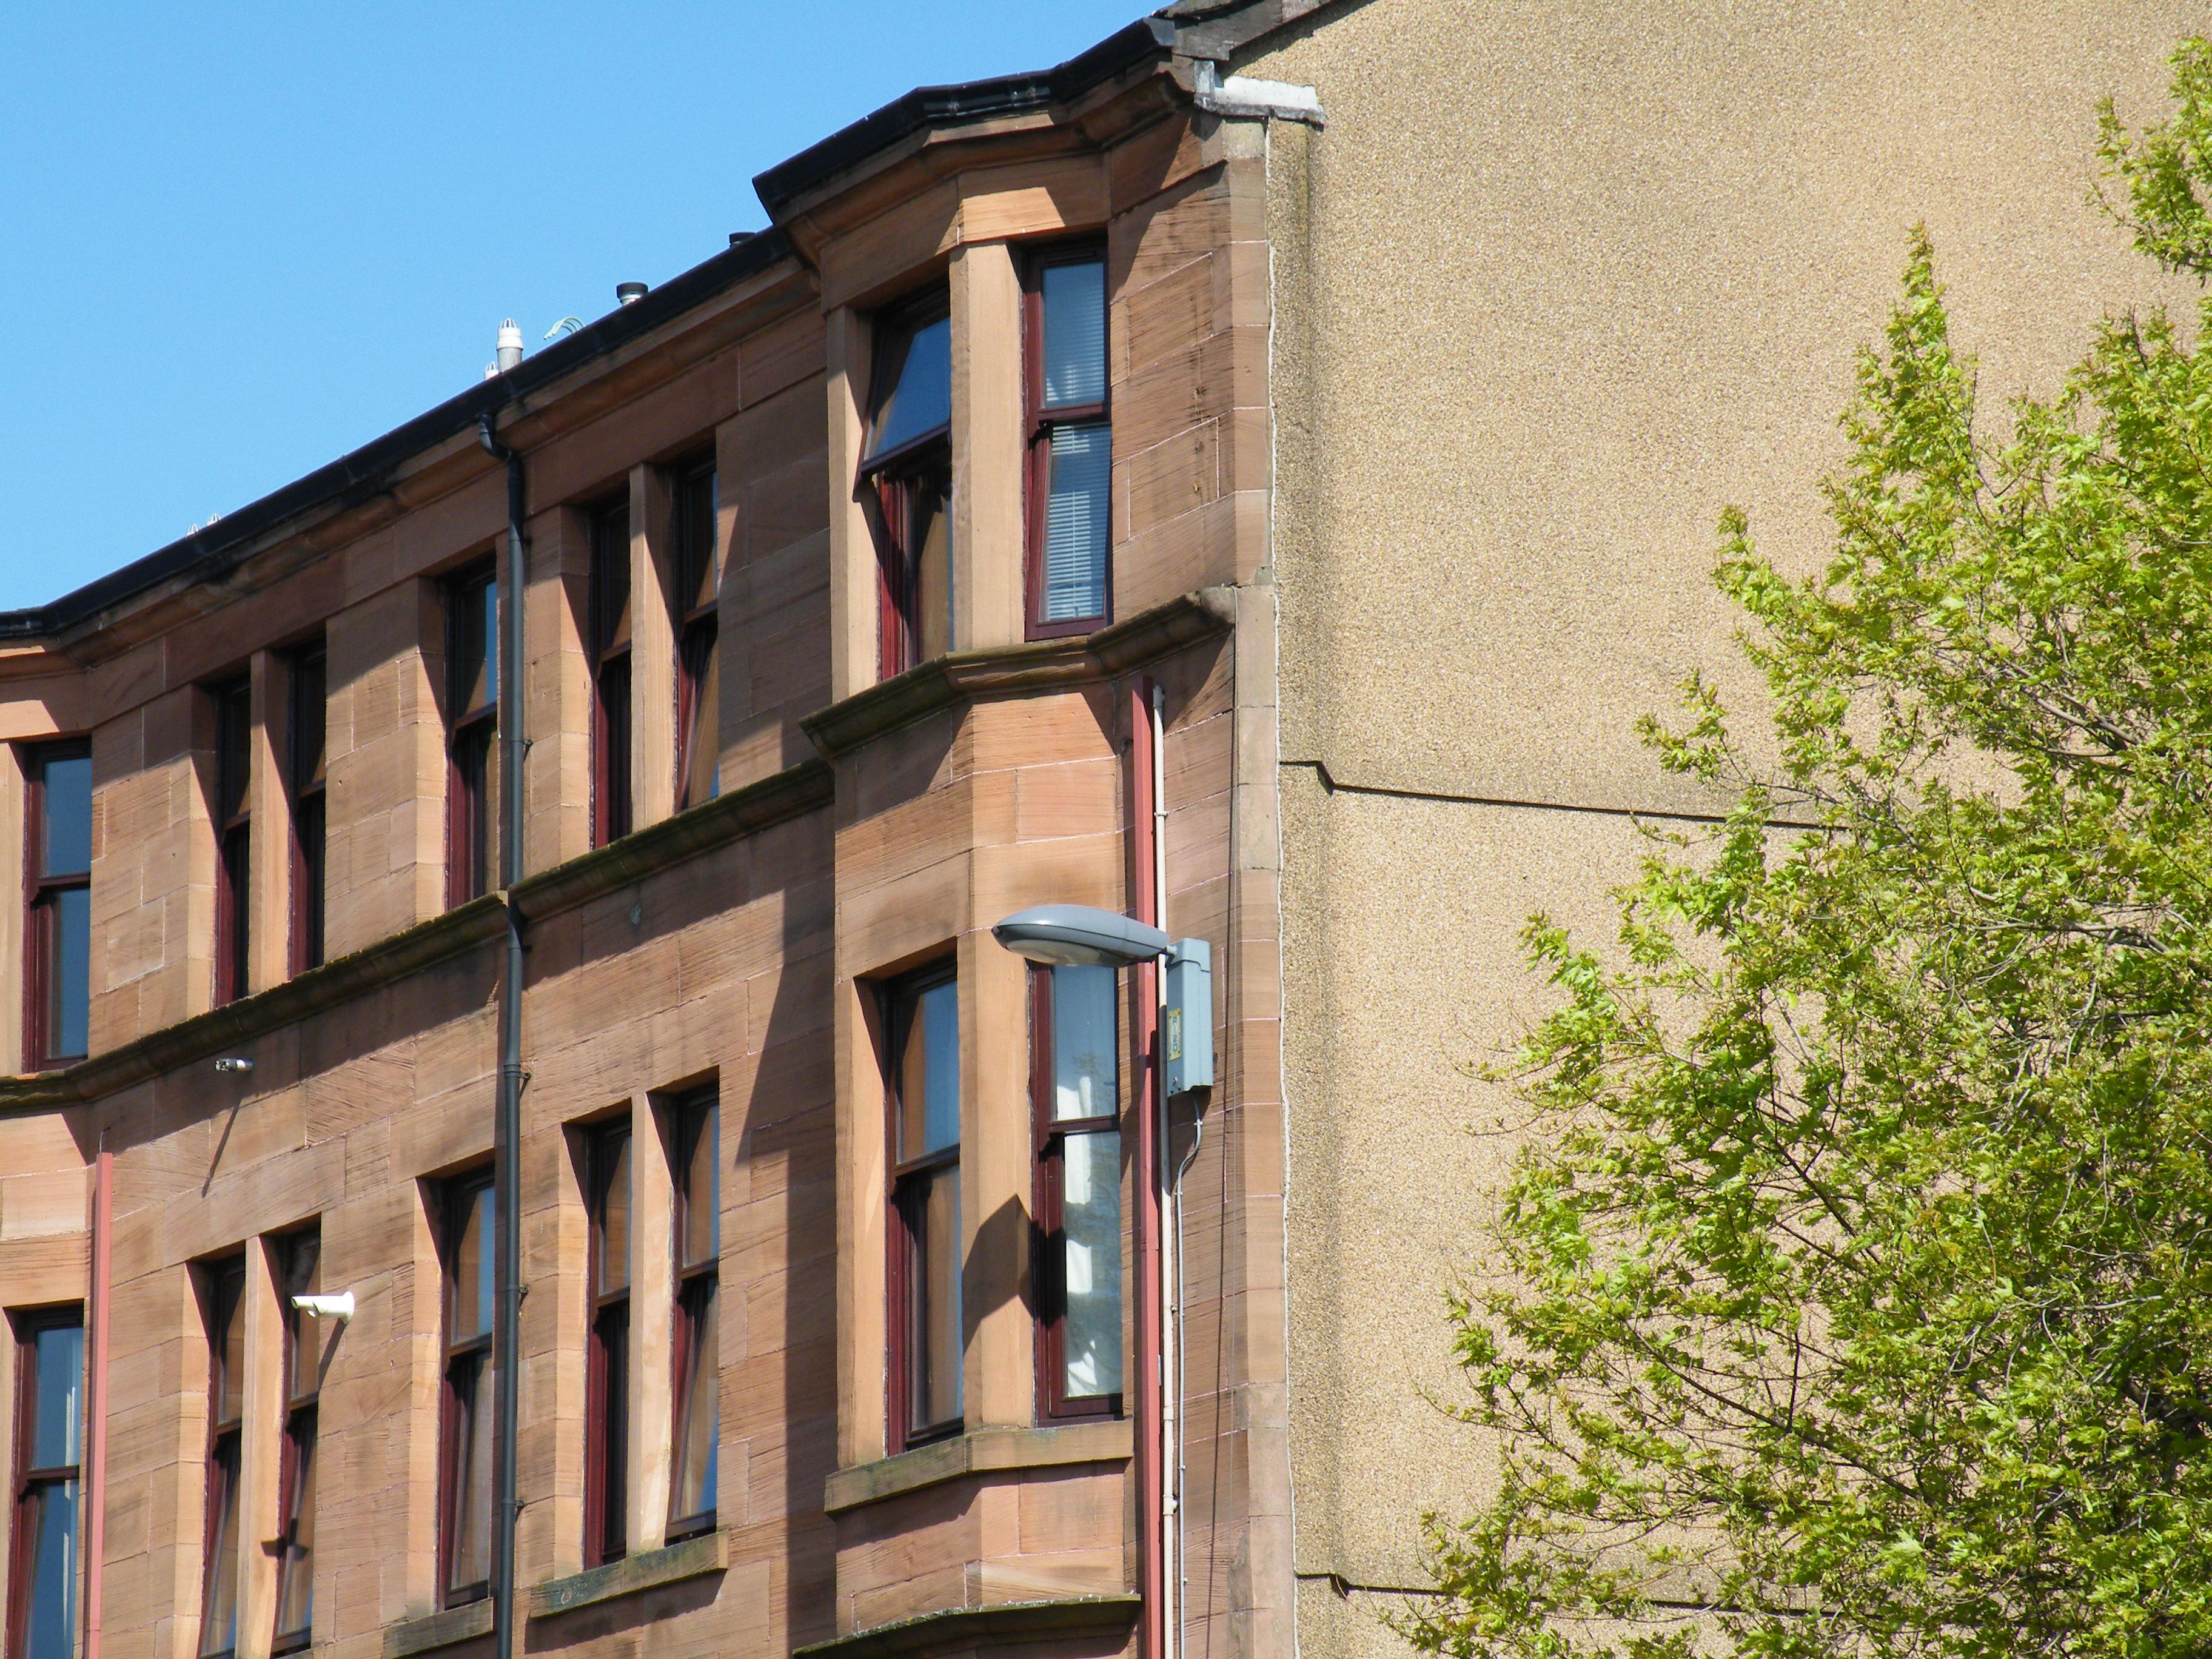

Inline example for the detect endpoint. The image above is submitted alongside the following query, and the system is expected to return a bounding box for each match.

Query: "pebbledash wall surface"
[0,5,2197,1659]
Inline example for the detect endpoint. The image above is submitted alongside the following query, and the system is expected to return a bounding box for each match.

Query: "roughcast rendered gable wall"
[1252,3,2205,1655]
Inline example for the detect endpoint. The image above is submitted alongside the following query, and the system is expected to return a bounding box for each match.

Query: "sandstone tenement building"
[0,5,2195,1659]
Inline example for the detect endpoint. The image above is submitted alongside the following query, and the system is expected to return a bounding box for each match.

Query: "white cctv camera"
[292,1292,354,1321]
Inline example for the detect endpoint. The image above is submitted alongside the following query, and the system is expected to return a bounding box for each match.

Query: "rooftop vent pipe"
[615,282,648,305]
[495,320,525,372]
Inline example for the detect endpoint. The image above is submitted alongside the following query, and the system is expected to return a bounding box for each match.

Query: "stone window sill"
[823,1419,1133,1514]
[528,1529,729,1619]
[384,1598,492,1659]
[794,1595,1141,1659]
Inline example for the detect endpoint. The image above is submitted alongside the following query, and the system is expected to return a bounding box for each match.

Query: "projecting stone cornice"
[800,586,1236,762]
[0,589,1234,1114]
[792,1596,1142,1659]
[511,757,834,925]
[0,757,837,1114]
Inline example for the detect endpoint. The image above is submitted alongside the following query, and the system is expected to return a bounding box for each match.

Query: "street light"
[992,906,1211,1091]
[991,903,1170,968]
[993,900,1212,1659]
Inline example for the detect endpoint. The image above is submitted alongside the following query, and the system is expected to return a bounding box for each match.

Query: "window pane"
[897,979,960,1161]
[451,1184,493,1342]
[670,1282,718,1524]
[213,1269,246,1426]
[1041,261,1107,409]
[284,1237,322,1406]
[595,654,632,845]
[39,753,91,878]
[594,1302,628,1563]
[446,1354,493,1596]
[1041,421,1111,622]
[1061,1129,1124,1399]
[452,725,492,903]
[220,828,250,1004]
[867,312,951,460]
[679,617,720,811]
[1052,965,1119,1121]
[915,475,952,665]
[678,469,718,617]
[452,574,497,718]
[295,794,326,971]
[592,504,632,656]
[274,1415,317,1644]
[48,885,90,1061]
[290,649,327,794]
[200,1438,240,1656]
[31,1321,82,1469]
[908,1167,962,1435]
[680,1101,719,1270]
[215,684,252,826]
[21,1477,78,1659]
[595,1131,631,1295]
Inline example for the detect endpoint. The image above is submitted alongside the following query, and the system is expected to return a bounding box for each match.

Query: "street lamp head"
[991,905,1171,968]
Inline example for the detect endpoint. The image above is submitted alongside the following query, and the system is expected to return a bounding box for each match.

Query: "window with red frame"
[1030,964,1124,1420]
[273,1230,321,1654]
[445,564,498,907]
[667,1090,718,1538]
[885,968,961,1449]
[1024,250,1110,637]
[21,742,90,1070]
[583,1122,631,1566]
[198,1258,246,1659]
[7,1308,81,1659]
[212,677,252,1005]
[438,1173,495,1607]
[671,463,720,812]
[860,293,953,679]
[287,642,327,974]
[589,499,633,846]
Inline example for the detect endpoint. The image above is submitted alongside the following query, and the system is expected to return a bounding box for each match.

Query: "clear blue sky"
[0,2,1146,611]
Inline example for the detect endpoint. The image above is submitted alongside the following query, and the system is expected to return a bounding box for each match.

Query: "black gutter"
[752,16,1175,218]
[0,227,794,642]
[477,412,528,1659]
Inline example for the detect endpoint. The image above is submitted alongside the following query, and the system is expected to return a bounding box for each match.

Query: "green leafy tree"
[1409,40,2212,1659]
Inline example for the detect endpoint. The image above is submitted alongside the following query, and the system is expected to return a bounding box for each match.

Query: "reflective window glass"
[1041,260,1107,408]
[867,311,951,461]
[39,754,91,879]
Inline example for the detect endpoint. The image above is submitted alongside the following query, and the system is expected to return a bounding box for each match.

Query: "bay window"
[438,1174,495,1607]
[7,1309,81,1659]
[22,743,90,1069]
[287,642,326,974]
[861,293,953,679]
[667,1090,719,1538]
[589,500,633,846]
[886,968,961,1449]
[211,677,251,1007]
[583,1123,631,1566]
[672,464,720,811]
[1031,965,1124,1419]
[273,1231,320,1654]
[1025,250,1111,636]
[444,564,498,907]
[198,1260,246,1659]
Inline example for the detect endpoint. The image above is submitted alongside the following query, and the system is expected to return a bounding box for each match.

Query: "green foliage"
[1412,42,2212,1659]
[2099,38,2212,279]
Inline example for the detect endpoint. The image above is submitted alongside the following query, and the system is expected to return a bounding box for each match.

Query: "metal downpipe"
[477,412,527,1659]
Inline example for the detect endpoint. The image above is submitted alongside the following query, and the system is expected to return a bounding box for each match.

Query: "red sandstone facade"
[0,10,1311,1659]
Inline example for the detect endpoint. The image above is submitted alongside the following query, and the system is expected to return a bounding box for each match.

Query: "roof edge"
[752,17,1177,220]
[2,0,1348,646]
[0,227,799,643]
